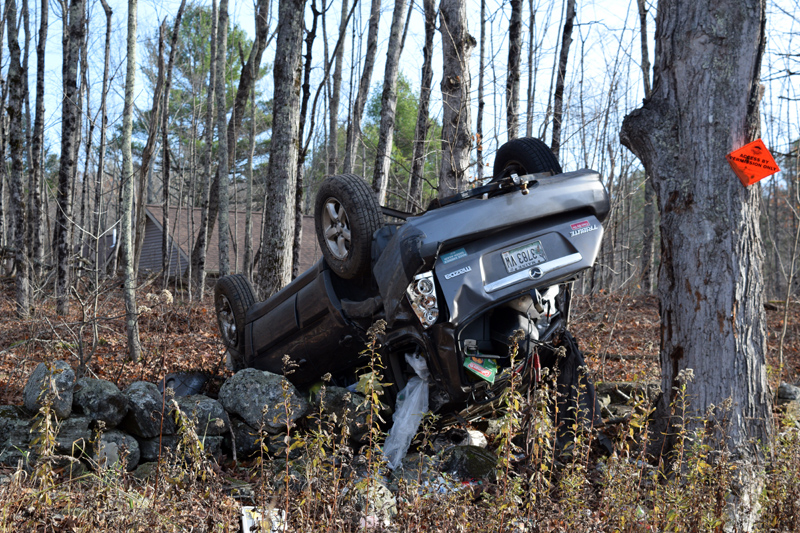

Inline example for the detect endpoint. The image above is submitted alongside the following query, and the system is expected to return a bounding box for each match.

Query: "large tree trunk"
[620,0,771,524]
[342,0,381,174]
[407,0,436,211]
[54,0,85,315]
[121,0,142,360]
[216,0,231,276]
[505,0,522,140]
[438,0,474,198]
[372,0,411,206]
[192,0,218,300]
[6,0,29,316]
[28,0,47,281]
[550,0,575,161]
[257,0,304,299]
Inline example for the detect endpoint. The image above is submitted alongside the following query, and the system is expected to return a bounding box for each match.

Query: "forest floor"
[1,278,800,403]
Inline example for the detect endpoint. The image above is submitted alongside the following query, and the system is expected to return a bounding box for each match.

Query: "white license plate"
[502,240,546,273]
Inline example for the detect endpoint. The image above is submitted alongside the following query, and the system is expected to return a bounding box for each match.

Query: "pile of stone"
[0,361,371,471]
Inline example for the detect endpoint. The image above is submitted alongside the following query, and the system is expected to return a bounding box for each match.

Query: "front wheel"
[314,174,383,279]
[214,274,256,370]
[492,137,562,181]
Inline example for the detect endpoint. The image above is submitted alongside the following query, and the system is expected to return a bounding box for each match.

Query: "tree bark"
[342,0,380,174]
[506,0,522,140]
[407,0,436,211]
[216,0,231,276]
[94,0,111,280]
[636,0,655,294]
[620,0,771,521]
[438,0,475,198]
[6,0,29,316]
[122,0,142,360]
[54,0,85,315]
[372,0,411,206]
[550,0,575,161]
[244,83,256,282]
[257,0,304,299]
[474,0,485,183]
[28,0,47,280]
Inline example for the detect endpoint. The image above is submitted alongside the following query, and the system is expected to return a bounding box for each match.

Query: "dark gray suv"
[215,137,609,417]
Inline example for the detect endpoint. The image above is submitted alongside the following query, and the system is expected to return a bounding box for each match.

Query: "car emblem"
[445,266,472,280]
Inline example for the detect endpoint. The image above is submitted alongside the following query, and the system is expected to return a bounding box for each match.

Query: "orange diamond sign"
[726,139,780,187]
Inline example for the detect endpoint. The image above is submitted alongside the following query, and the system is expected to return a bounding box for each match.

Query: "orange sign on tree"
[726,139,780,187]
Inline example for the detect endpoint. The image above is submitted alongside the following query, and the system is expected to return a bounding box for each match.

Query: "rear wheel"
[214,274,256,370]
[492,137,562,181]
[314,174,383,279]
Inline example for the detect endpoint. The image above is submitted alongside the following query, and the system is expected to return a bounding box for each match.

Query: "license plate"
[502,240,546,273]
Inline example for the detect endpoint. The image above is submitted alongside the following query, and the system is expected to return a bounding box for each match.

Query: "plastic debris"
[383,353,430,469]
[241,506,286,532]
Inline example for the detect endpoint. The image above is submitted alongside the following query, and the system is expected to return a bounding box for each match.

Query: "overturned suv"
[215,137,609,421]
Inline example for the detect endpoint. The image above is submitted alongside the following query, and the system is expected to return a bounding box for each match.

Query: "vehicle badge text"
[445,266,472,280]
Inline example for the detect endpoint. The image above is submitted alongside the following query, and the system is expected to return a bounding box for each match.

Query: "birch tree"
[408,0,436,210]
[216,0,231,276]
[506,0,522,140]
[620,0,771,523]
[54,0,86,315]
[121,0,142,360]
[28,0,47,280]
[439,0,474,197]
[372,0,411,205]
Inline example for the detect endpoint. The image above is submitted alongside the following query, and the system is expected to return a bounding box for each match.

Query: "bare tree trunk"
[216,0,231,276]
[327,0,349,175]
[524,0,537,137]
[133,24,167,275]
[244,83,256,282]
[6,0,29,316]
[192,0,218,300]
[28,0,47,281]
[161,0,187,286]
[474,0,485,182]
[121,0,142,360]
[636,0,655,294]
[438,0,474,198]
[550,0,575,161]
[342,0,380,174]
[94,0,111,279]
[190,0,271,287]
[407,0,436,210]
[54,0,85,315]
[372,0,411,206]
[257,0,304,298]
[620,0,771,522]
[293,0,319,279]
[506,0,522,140]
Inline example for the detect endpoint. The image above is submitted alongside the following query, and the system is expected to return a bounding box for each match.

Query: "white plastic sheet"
[383,353,429,469]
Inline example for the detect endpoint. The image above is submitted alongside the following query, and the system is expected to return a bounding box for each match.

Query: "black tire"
[214,274,256,370]
[314,174,383,279]
[492,137,563,181]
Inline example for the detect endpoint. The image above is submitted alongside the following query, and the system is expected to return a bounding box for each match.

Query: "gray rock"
[200,435,224,457]
[467,429,488,448]
[132,462,159,480]
[431,428,470,453]
[310,386,369,441]
[94,430,140,470]
[0,405,34,466]
[73,378,129,427]
[778,382,800,404]
[23,361,75,419]
[137,435,177,463]
[226,418,262,458]
[120,381,176,438]
[218,368,309,434]
[55,416,92,456]
[440,445,497,481]
[175,395,230,436]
